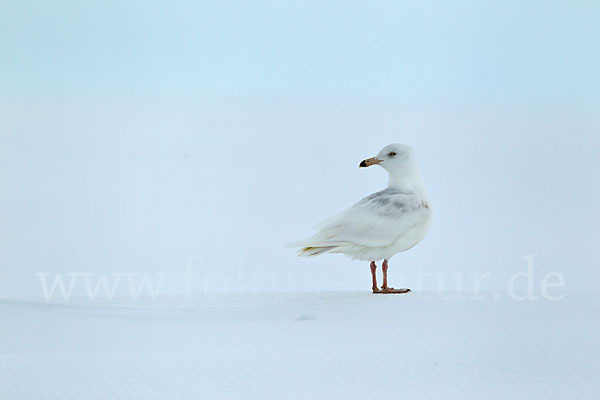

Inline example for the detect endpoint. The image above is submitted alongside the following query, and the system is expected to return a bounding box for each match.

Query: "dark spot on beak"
[359,160,367,168]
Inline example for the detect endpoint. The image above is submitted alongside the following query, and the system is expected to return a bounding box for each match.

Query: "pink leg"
[375,259,411,294]
[382,259,389,289]
[370,261,380,293]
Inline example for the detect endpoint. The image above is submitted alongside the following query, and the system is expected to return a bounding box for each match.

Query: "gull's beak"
[359,157,382,168]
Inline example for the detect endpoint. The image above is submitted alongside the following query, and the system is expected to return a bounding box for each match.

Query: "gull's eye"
[388,152,397,157]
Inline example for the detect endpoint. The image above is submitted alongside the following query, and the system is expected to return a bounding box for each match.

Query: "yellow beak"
[359,157,383,168]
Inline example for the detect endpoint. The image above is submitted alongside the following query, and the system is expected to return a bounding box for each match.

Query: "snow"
[1,292,599,399]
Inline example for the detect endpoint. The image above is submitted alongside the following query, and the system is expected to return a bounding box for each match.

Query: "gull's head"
[359,143,418,175]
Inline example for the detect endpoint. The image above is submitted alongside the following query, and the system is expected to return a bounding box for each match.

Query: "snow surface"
[1,292,599,399]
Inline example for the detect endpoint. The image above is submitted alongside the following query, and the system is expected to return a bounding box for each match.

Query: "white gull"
[288,144,432,294]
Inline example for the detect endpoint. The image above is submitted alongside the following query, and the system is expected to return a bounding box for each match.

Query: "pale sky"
[1,1,599,298]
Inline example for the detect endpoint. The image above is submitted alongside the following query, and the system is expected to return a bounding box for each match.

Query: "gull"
[288,144,432,294]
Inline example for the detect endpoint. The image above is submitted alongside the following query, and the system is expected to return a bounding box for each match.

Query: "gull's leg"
[382,259,389,289]
[370,261,380,293]
[377,259,411,294]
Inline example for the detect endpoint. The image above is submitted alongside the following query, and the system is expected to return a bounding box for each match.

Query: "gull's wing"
[300,188,426,249]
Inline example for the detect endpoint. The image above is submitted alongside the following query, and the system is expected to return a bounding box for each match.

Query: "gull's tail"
[285,240,339,257]
[296,245,337,257]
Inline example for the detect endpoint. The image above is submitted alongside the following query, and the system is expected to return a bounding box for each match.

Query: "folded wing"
[289,189,424,256]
